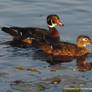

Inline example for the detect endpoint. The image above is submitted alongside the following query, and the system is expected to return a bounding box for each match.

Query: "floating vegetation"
[63,87,80,92]
[27,68,41,73]
[15,66,24,70]
[50,77,61,85]
[14,66,41,73]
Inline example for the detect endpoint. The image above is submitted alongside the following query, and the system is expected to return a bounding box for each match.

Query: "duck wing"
[53,41,78,56]
[1,27,48,41]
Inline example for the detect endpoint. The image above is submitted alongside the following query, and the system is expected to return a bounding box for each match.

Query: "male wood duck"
[1,14,64,44]
[41,35,92,57]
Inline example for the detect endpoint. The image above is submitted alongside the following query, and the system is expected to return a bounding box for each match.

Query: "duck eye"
[83,38,88,41]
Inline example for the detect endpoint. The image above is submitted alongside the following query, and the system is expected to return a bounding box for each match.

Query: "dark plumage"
[1,14,64,44]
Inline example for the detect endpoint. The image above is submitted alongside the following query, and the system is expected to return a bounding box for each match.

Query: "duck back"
[2,27,48,41]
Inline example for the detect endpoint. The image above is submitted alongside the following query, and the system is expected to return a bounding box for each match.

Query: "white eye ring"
[83,38,88,41]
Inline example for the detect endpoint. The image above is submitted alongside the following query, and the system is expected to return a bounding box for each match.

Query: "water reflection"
[5,39,92,72]
[50,55,92,72]
[77,55,92,72]
[33,50,92,72]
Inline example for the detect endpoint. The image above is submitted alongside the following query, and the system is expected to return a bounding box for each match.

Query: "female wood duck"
[41,35,92,57]
[1,14,64,44]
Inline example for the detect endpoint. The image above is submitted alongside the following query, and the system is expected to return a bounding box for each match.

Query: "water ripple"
[0,0,92,92]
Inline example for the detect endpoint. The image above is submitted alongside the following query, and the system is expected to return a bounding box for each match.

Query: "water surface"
[0,0,92,92]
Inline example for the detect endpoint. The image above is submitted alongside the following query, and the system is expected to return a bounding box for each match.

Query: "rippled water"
[0,0,92,92]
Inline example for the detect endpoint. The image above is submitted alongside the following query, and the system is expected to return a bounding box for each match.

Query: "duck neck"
[48,27,54,32]
[77,41,86,48]
[48,27,60,38]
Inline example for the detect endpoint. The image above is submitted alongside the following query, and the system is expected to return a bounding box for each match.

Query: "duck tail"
[1,27,19,36]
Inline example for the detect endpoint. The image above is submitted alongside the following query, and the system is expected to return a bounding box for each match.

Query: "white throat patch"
[48,23,57,28]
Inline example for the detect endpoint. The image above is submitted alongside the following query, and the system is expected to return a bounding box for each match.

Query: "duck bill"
[89,42,92,45]
[90,42,92,45]
[57,20,64,26]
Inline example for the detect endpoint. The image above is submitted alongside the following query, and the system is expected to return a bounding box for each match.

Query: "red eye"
[52,17,57,23]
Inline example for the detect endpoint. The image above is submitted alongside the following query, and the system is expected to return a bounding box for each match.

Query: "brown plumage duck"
[41,35,92,57]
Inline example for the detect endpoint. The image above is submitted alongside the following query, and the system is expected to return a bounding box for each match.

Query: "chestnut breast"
[47,28,60,38]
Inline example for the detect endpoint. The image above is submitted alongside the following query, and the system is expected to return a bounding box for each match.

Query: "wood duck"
[41,35,92,57]
[1,14,64,44]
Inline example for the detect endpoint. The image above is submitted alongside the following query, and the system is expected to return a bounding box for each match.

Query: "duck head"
[77,35,92,47]
[47,14,64,28]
